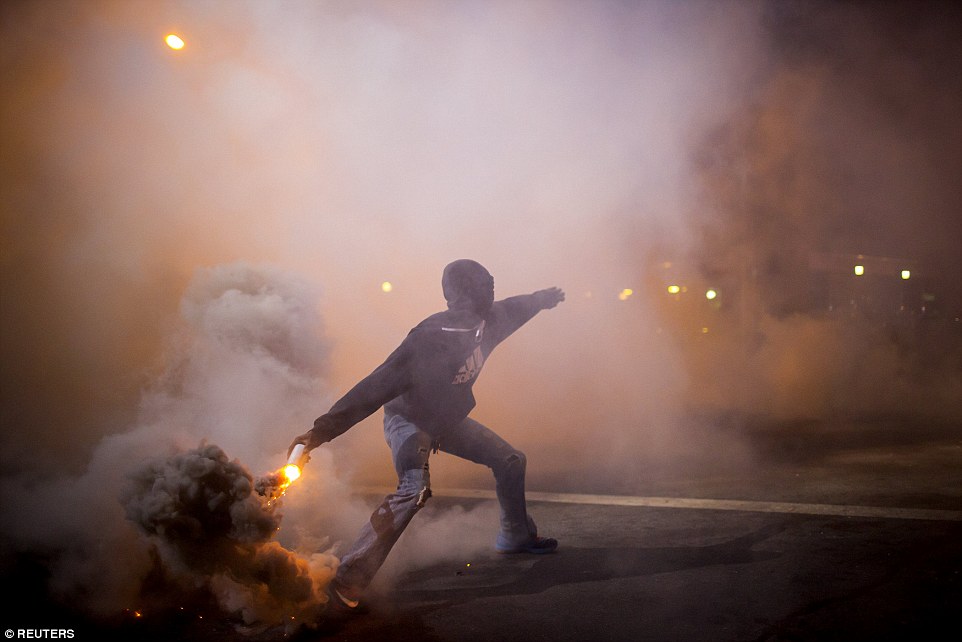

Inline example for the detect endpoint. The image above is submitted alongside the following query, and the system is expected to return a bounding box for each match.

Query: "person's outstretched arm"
[288,339,412,455]
[486,287,565,345]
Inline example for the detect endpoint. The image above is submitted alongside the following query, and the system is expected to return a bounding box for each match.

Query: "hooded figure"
[441,258,495,315]
[290,260,565,613]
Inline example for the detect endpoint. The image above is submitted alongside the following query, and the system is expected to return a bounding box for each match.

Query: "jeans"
[334,412,537,596]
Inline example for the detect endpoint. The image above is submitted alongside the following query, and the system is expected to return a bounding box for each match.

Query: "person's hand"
[535,287,566,310]
[288,429,324,458]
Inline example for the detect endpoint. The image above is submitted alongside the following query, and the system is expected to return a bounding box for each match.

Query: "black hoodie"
[311,260,548,441]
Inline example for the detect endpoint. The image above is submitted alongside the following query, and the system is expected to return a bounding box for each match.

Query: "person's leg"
[333,414,433,600]
[440,418,553,552]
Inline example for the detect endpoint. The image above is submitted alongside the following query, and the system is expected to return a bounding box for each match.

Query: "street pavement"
[302,493,960,641]
[295,419,961,642]
[8,419,960,642]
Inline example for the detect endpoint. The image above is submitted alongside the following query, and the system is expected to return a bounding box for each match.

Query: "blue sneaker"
[324,580,364,616]
[495,536,558,554]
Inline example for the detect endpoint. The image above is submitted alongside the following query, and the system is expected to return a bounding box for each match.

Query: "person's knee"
[398,467,432,508]
[394,431,432,476]
[499,449,526,478]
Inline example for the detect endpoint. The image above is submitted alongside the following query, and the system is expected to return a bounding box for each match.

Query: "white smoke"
[0,263,349,628]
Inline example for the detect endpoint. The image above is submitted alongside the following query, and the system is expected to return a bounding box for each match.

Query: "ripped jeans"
[334,413,538,596]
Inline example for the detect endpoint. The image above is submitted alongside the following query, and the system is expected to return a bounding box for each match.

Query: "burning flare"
[283,463,302,483]
[255,444,309,501]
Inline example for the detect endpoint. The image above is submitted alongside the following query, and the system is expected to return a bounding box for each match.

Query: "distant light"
[854,265,864,276]
[667,285,680,294]
[900,270,911,280]
[701,327,709,334]
[705,289,718,300]
[618,288,633,301]
[381,281,393,293]
[165,34,185,50]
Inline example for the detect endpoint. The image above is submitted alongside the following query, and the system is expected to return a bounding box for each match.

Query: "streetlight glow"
[854,265,864,276]
[705,289,717,300]
[901,270,911,280]
[667,285,680,294]
[165,34,185,50]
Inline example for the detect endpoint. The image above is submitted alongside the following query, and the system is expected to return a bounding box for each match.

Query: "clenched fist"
[534,287,565,310]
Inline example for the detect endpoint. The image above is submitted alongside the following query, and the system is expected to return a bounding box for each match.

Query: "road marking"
[360,487,962,522]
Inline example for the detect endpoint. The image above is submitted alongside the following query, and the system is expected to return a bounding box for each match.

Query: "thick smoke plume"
[0,263,347,627]
[122,443,333,627]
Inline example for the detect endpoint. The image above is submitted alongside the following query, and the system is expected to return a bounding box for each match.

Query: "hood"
[442,259,494,315]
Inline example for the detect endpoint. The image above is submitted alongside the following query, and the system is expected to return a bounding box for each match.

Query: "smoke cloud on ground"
[0,263,349,626]
[122,442,334,628]
[2,0,961,625]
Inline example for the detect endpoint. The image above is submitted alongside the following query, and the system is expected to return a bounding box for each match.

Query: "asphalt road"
[276,417,962,641]
[5,418,960,642]
[306,494,960,642]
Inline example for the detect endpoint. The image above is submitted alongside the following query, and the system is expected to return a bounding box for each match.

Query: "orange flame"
[283,463,301,483]
[257,445,309,503]
[259,463,304,504]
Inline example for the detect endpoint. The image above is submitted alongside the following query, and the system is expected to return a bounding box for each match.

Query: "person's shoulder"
[414,309,453,329]
[487,297,516,319]
[398,311,462,355]
[403,311,454,341]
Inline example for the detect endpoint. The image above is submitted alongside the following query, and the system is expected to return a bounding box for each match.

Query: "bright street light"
[165,34,185,50]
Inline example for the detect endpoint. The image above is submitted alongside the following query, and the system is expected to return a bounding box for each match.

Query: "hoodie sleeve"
[310,337,413,443]
[485,292,548,347]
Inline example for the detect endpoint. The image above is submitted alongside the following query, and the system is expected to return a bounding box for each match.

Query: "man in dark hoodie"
[288,259,565,611]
